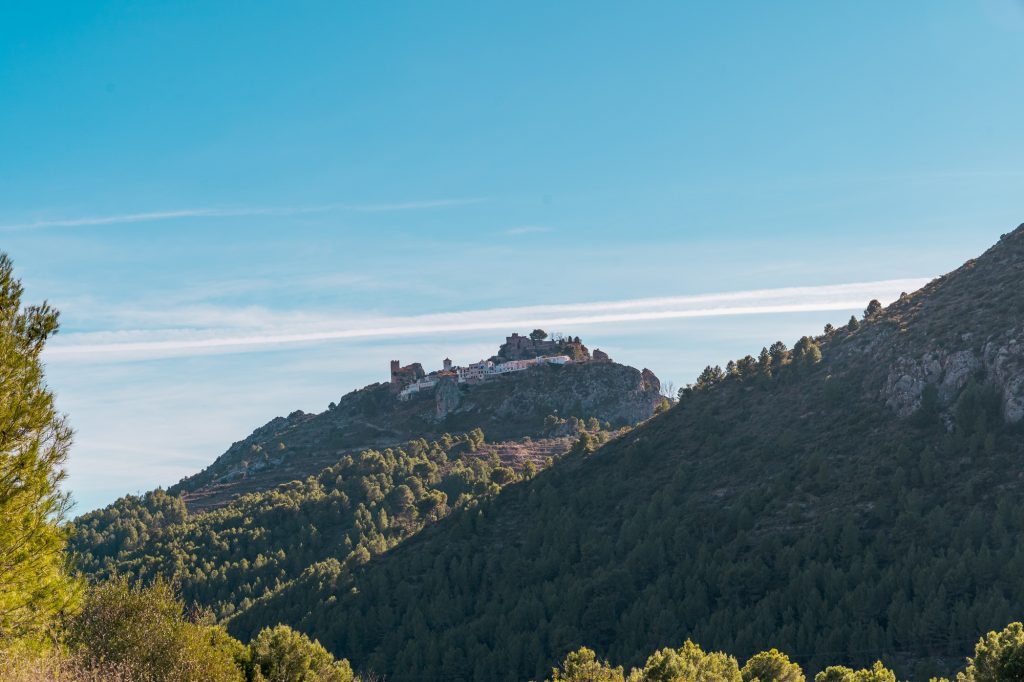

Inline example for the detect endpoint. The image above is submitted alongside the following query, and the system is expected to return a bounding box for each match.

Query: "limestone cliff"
[822,224,1024,425]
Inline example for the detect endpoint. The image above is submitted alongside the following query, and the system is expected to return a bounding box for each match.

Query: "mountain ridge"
[226,224,1024,682]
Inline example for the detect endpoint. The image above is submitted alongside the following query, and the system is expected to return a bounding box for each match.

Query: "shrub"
[66,577,243,682]
[247,624,353,682]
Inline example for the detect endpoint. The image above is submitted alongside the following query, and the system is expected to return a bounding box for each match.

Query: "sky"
[1,1,1022,513]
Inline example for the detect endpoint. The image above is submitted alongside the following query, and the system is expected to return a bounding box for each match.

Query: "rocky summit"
[170,334,664,510]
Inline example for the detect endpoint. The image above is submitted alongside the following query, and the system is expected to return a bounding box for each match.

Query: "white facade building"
[399,354,572,400]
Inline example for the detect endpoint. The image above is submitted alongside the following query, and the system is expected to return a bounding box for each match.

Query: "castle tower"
[443,357,453,371]
[390,360,401,385]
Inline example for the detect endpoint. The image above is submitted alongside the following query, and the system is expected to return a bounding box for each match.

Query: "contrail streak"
[0,198,485,231]
[45,278,930,361]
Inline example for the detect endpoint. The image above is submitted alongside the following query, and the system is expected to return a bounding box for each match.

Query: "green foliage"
[0,649,138,681]
[742,649,805,682]
[0,253,79,648]
[758,347,773,377]
[695,365,726,390]
[793,337,822,367]
[768,341,790,370]
[636,640,741,682]
[71,432,545,621]
[689,334,822,396]
[544,414,619,438]
[549,647,625,682]
[912,385,941,427]
[953,380,1002,438]
[64,229,1024,680]
[230,316,1024,681]
[545,644,916,682]
[248,624,353,682]
[66,576,243,682]
[736,355,759,377]
[957,622,1024,682]
[813,662,896,682]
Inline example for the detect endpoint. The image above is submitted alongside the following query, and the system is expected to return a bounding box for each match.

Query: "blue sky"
[1,1,1021,512]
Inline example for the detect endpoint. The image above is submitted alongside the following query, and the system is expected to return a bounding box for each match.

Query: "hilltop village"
[390,331,614,400]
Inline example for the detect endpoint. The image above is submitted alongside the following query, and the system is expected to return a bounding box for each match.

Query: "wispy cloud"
[505,226,553,236]
[345,198,486,212]
[0,207,331,231]
[45,278,930,362]
[0,198,486,231]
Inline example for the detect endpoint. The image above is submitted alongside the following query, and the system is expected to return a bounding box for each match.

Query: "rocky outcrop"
[882,330,1024,423]
[984,336,1024,422]
[434,376,461,419]
[641,368,661,395]
[455,361,661,431]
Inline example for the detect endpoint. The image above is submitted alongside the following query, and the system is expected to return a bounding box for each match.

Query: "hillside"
[71,428,627,622]
[71,334,659,623]
[169,341,662,509]
[227,225,1024,682]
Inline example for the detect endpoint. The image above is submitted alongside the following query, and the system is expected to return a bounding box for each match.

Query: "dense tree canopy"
[227,304,1024,681]
[71,430,561,620]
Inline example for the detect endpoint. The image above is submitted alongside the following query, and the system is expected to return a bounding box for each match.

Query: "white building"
[399,354,572,399]
[458,360,494,383]
[398,375,439,400]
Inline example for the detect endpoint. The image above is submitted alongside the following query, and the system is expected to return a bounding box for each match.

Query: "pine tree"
[758,347,773,377]
[742,649,805,682]
[959,621,1024,682]
[0,253,79,646]
[695,365,726,390]
[549,647,624,682]
[769,341,790,369]
[793,336,823,366]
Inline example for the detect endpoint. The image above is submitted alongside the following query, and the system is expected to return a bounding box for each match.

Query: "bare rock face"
[434,376,461,420]
[984,337,1024,423]
[882,353,945,417]
[939,350,982,403]
[882,330,1024,423]
[641,368,661,395]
